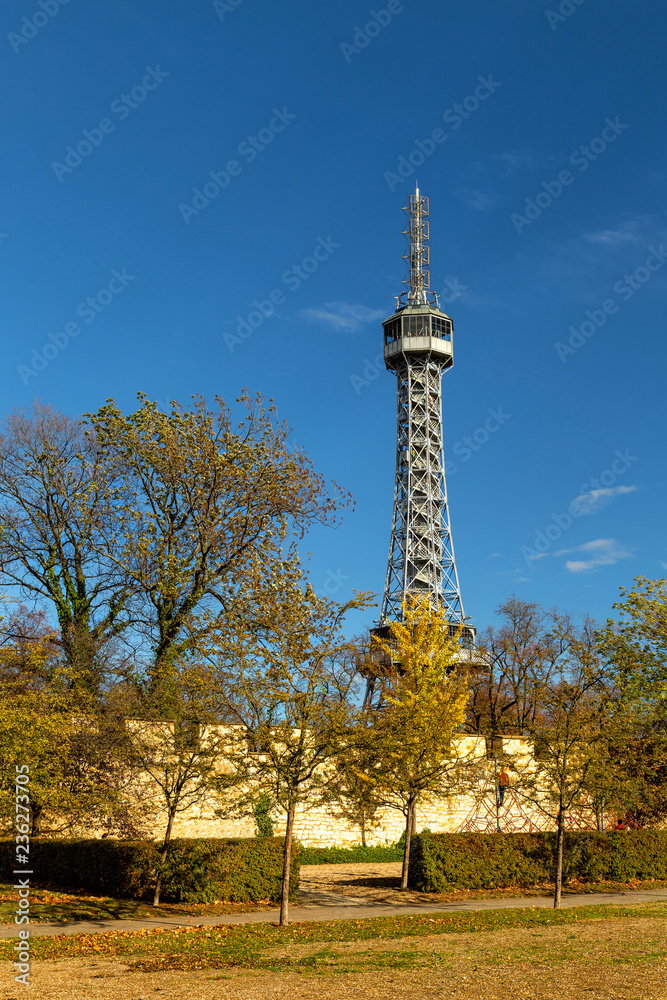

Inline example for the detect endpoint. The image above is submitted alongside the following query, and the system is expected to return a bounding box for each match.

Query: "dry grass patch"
[2,912,667,999]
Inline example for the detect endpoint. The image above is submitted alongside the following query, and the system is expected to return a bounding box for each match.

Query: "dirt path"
[1,876,666,938]
[297,861,408,905]
[298,862,667,908]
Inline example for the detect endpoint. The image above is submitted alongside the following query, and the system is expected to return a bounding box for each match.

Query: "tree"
[0,602,142,838]
[603,576,667,677]
[0,603,62,691]
[466,594,667,897]
[119,654,238,905]
[597,577,667,827]
[0,403,133,691]
[466,597,574,741]
[506,626,615,908]
[0,396,348,697]
[86,393,348,693]
[464,598,589,834]
[216,554,372,925]
[323,632,386,846]
[327,747,384,847]
[362,597,472,889]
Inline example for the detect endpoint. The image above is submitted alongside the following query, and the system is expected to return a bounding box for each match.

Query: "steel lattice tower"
[379,185,475,648]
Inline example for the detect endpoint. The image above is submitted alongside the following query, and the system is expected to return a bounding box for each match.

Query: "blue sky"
[1,0,666,636]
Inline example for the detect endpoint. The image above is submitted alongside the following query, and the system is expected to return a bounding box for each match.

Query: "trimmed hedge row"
[300,844,403,865]
[0,837,299,903]
[408,831,667,892]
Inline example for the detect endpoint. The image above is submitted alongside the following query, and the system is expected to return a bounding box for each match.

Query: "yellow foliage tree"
[364,597,472,889]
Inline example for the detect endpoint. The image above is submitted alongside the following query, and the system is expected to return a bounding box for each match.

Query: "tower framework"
[379,186,474,648]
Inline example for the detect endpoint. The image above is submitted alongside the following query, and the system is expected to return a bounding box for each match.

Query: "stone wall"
[53,726,606,845]
[134,734,584,846]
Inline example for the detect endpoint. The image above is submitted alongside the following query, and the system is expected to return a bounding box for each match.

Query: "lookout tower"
[378,185,476,652]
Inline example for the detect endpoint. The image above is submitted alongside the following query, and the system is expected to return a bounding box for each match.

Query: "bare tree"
[466,597,575,741]
[506,623,616,908]
[0,403,134,691]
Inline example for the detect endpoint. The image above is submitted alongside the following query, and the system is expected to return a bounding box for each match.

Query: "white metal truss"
[380,351,463,624]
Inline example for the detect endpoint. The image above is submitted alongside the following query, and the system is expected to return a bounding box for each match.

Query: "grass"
[0,883,272,925]
[1,900,666,973]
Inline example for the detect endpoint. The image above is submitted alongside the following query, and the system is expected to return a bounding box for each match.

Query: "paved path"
[2,887,666,938]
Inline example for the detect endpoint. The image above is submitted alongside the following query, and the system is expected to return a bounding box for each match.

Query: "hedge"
[0,837,299,903]
[408,830,667,892]
[300,844,404,865]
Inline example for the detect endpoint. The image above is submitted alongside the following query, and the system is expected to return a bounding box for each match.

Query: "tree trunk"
[30,802,43,839]
[554,808,564,909]
[280,798,297,926]
[153,809,176,906]
[400,800,414,891]
[360,809,367,848]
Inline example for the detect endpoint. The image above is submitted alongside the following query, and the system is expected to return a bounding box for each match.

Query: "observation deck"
[383,305,454,370]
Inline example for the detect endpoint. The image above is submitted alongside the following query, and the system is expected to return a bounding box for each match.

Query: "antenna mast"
[402,185,433,307]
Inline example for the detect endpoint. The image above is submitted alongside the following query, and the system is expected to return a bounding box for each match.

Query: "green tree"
[0,602,141,837]
[216,554,372,925]
[598,577,667,827]
[120,654,238,905]
[86,393,347,693]
[603,576,667,676]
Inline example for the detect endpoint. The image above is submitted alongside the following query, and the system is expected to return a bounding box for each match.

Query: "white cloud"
[470,149,538,180]
[488,149,538,177]
[555,538,633,573]
[525,552,548,562]
[456,188,498,211]
[583,220,645,246]
[571,484,637,515]
[523,214,667,304]
[458,151,538,218]
[299,302,385,334]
